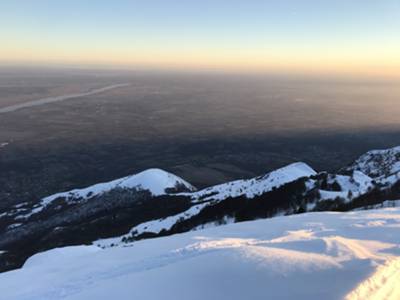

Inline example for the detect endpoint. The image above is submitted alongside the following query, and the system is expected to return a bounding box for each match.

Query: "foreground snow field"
[1,208,400,300]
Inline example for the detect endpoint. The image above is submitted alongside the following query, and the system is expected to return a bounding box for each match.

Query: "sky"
[1,0,399,77]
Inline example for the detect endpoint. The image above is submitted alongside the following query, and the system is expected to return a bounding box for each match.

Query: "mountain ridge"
[1,145,400,272]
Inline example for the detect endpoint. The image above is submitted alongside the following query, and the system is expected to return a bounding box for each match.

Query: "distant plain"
[1,67,400,208]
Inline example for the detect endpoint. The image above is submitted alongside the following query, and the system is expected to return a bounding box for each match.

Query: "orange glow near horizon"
[1,44,399,79]
[1,1,399,79]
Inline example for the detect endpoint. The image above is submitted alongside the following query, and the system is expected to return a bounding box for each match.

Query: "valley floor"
[1,207,400,300]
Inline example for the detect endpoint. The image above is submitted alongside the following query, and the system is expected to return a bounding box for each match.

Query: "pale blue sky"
[1,0,399,75]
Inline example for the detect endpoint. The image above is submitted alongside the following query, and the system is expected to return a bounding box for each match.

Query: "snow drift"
[1,207,399,300]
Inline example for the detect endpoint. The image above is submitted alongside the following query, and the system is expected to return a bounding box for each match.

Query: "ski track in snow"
[0,83,130,114]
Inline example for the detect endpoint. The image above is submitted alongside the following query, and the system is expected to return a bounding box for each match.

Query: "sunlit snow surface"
[189,162,316,202]
[1,208,400,300]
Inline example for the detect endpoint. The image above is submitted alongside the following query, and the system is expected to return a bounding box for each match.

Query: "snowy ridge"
[129,163,315,238]
[2,207,400,300]
[190,162,316,202]
[95,202,212,248]
[3,145,400,274]
[318,171,374,202]
[15,169,196,219]
[130,203,209,236]
[346,146,400,181]
[95,162,317,246]
[42,168,195,204]
[130,168,373,240]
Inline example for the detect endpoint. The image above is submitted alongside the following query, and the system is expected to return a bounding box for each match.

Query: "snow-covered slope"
[43,168,195,202]
[311,171,374,204]
[189,162,316,202]
[105,162,316,243]
[12,168,196,220]
[121,165,375,242]
[345,146,400,184]
[1,207,400,300]
[118,201,211,241]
